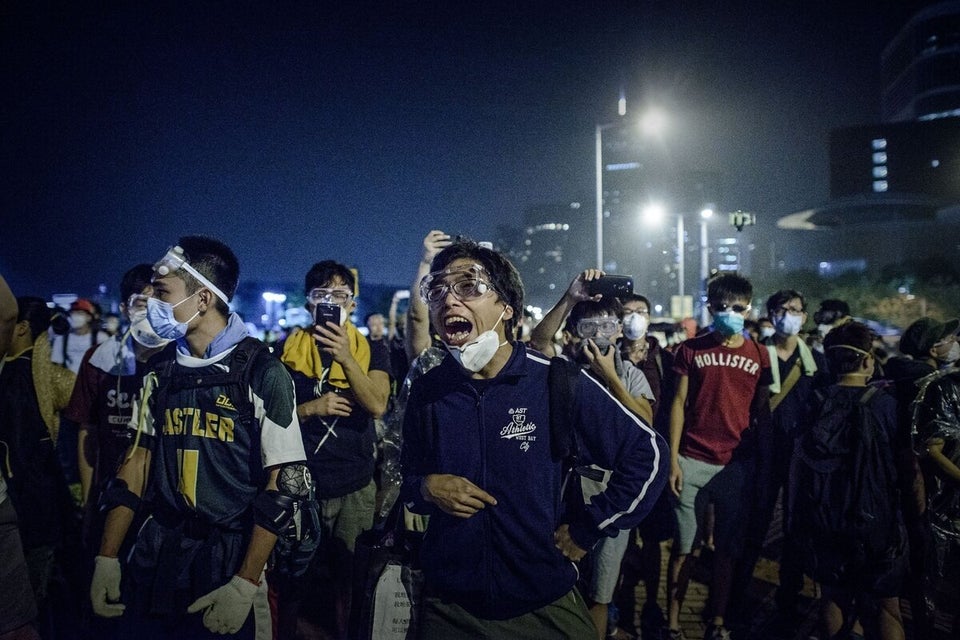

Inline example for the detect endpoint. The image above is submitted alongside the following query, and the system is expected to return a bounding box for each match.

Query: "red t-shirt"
[673,333,772,465]
[62,345,142,495]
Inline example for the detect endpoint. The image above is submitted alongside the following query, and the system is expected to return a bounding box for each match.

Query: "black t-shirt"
[291,341,391,498]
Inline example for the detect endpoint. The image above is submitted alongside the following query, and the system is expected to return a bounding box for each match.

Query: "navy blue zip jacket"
[400,343,668,619]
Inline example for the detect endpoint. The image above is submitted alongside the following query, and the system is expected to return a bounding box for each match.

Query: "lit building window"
[871,138,887,151]
[872,152,887,164]
[873,166,888,178]
[931,159,940,168]
[873,180,888,192]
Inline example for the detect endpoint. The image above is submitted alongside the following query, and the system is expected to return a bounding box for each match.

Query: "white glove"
[90,555,125,618]
[187,575,259,634]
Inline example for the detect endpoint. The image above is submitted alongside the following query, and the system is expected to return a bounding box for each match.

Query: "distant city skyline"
[1,1,944,303]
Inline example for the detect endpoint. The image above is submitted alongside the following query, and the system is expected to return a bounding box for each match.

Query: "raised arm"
[406,230,451,361]
[529,269,603,356]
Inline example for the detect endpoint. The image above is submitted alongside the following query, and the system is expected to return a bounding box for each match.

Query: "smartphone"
[587,274,634,299]
[314,302,341,327]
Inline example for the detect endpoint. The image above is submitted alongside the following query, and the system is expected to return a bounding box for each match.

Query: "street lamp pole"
[699,208,713,326]
[595,123,604,270]
[676,214,685,299]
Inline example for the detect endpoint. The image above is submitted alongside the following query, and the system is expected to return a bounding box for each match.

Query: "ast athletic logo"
[501,407,537,450]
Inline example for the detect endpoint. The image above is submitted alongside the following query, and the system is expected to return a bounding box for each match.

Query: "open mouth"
[442,315,474,345]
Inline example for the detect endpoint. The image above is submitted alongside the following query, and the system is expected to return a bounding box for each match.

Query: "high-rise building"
[777,1,960,281]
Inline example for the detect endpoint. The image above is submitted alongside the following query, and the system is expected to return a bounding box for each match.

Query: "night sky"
[0,1,933,299]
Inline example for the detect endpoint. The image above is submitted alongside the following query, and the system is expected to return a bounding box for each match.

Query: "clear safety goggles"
[153,246,229,305]
[577,317,620,338]
[308,288,353,305]
[419,263,495,305]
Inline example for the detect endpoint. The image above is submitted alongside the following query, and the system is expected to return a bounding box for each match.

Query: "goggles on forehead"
[153,246,229,305]
[419,263,496,305]
[577,318,620,337]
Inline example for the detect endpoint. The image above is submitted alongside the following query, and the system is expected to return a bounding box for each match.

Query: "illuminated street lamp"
[595,105,668,269]
[643,203,715,316]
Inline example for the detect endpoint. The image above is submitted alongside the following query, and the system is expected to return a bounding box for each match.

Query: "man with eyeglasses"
[731,290,829,621]
[401,242,667,639]
[665,273,773,640]
[90,237,307,640]
[276,259,391,640]
[531,271,655,638]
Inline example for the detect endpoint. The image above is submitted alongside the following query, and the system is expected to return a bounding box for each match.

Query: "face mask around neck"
[445,307,507,373]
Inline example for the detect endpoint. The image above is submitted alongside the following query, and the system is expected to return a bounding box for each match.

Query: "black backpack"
[788,385,901,581]
[149,337,320,576]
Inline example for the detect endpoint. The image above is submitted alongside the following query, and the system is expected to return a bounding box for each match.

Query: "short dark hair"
[707,273,752,304]
[120,264,154,303]
[621,293,651,312]
[305,260,356,296]
[16,296,51,341]
[364,312,384,324]
[430,238,524,340]
[566,297,623,334]
[177,236,239,315]
[823,321,876,374]
[766,289,805,316]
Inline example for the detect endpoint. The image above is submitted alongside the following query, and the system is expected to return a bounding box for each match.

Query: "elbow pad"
[99,478,141,514]
[253,490,296,536]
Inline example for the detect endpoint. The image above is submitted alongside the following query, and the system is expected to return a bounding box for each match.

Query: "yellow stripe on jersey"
[178,448,199,509]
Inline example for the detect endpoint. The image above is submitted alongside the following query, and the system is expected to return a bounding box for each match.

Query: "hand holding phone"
[314,303,341,327]
[586,275,634,300]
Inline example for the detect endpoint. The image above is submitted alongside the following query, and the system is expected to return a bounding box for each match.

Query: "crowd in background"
[0,230,958,640]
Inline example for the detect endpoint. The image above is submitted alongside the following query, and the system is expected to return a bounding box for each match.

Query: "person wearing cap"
[89,236,307,640]
[50,298,109,376]
[900,316,960,637]
[275,259,391,640]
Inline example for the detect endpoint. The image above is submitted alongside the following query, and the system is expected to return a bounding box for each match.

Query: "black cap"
[900,317,959,358]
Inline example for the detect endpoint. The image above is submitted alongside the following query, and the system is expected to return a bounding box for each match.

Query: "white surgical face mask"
[445,308,507,373]
[146,293,200,341]
[622,312,649,341]
[128,310,171,348]
[760,326,776,340]
[938,341,960,365]
[776,314,804,337]
[70,312,90,329]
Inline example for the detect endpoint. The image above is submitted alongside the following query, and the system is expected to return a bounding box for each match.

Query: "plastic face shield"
[153,246,229,305]
[419,263,494,305]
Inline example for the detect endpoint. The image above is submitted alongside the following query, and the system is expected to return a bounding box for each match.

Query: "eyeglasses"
[711,302,751,314]
[577,318,620,338]
[419,263,496,305]
[776,305,805,316]
[308,288,353,305]
[153,246,229,305]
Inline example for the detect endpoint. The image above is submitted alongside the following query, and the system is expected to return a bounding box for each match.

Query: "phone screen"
[314,303,341,327]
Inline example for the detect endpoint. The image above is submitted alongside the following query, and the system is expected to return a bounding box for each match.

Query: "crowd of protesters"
[0,231,958,640]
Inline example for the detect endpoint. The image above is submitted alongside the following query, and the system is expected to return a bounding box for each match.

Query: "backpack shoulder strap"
[548,356,581,464]
[859,385,880,406]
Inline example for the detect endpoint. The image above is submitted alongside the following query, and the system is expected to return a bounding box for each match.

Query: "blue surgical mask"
[713,311,745,337]
[146,293,199,341]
